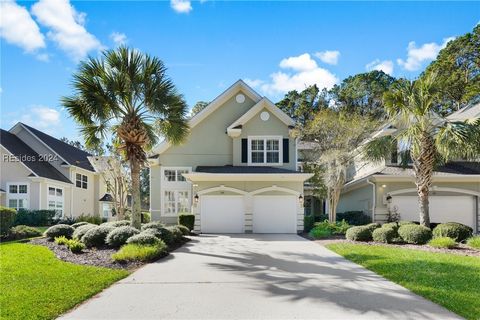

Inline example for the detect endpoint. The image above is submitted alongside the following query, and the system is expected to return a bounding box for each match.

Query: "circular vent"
[260,111,270,121]
[236,94,245,103]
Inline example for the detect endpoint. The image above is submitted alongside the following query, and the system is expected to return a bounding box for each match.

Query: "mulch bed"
[30,237,191,270]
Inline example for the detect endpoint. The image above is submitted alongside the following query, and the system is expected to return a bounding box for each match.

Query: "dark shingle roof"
[0,129,72,183]
[20,123,95,172]
[377,162,480,176]
[195,165,299,174]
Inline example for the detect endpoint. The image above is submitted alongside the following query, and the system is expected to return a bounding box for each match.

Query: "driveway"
[59,234,461,320]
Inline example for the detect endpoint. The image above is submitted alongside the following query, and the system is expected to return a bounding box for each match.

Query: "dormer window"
[248,136,283,165]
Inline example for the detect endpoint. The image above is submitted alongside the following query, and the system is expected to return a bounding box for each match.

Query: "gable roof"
[15,123,95,172]
[0,129,72,184]
[153,80,262,154]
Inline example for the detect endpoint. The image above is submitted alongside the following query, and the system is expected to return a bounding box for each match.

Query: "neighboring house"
[337,103,480,233]
[149,80,312,233]
[0,123,112,220]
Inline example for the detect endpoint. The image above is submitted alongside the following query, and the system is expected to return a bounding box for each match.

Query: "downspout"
[366,178,376,222]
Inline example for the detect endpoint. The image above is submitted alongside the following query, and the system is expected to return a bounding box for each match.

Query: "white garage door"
[253,195,297,233]
[391,196,476,228]
[200,195,244,233]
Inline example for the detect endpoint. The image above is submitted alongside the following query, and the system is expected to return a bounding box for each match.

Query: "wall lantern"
[298,194,304,206]
[194,194,199,204]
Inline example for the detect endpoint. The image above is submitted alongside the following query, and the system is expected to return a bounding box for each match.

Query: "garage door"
[200,195,244,233]
[391,196,476,228]
[253,195,297,233]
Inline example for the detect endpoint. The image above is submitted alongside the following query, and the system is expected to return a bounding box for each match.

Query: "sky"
[1,0,479,141]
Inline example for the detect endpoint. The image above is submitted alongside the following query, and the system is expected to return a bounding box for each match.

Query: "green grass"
[467,236,480,249]
[36,226,50,233]
[327,243,480,320]
[0,242,129,320]
[112,243,167,262]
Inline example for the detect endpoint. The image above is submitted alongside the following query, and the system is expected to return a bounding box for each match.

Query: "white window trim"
[47,185,64,217]
[160,167,192,217]
[247,135,283,166]
[6,182,30,210]
[162,190,191,217]
[75,173,88,189]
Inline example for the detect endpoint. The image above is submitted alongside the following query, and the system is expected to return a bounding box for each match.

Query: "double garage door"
[200,195,297,233]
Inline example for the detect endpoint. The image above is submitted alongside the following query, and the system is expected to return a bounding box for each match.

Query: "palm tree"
[62,47,189,229]
[364,73,480,227]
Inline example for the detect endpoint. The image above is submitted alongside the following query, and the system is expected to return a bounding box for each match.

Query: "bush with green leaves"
[428,237,457,249]
[141,221,165,231]
[336,211,371,225]
[176,225,190,236]
[72,224,96,240]
[44,224,75,240]
[167,226,183,244]
[75,214,104,225]
[178,214,195,231]
[126,232,160,246]
[382,222,400,232]
[66,239,85,253]
[365,223,381,232]
[71,221,90,229]
[54,236,69,245]
[0,206,17,236]
[112,242,167,263]
[106,226,140,247]
[466,236,480,249]
[372,227,396,243]
[309,226,332,239]
[303,215,315,233]
[102,220,131,228]
[398,224,432,245]
[141,212,151,223]
[346,226,372,242]
[309,220,351,239]
[142,227,173,245]
[14,209,55,227]
[432,223,473,242]
[7,225,42,240]
[81,225,115,247]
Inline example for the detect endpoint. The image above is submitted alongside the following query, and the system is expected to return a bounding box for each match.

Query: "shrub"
[428,237,457,249]
[372,227,396,243]
[75,214,103,225]
[66,239,85,253]
[167,226,183,244]
[7,225,42,240]
[44,224,75,240]
[71,221,90,229]
[346,226,372,242]
[141,221,165,231]
[309,226,332,239]
[52,216,76,225]
[336,211,371,225]
[106,226,140,247]
[112,242,167,263]
[143,227,173,245]
[141,212,151,223]
[398,221,416,226]
[14,209,55,227]
[176,225,190,236]
[304,215,315,232]
[311,219,351,238]
[0,207,17,235]
[382,222,400,232]
[398,224,432,245]
[466,236,480,249]
[72,224,96,240]
[102,220,131,228]
[126,232,160,246]
[178,214,195,231]
[81,225,115,247]
[432,223,473,242]
[366,223,381,232]
[54,236,69,245]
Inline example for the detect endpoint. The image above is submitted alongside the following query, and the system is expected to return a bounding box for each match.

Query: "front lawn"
[327,243,480,320]
[0,242,129,320]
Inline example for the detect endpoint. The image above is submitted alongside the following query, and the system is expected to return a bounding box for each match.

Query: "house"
[0,123,113,220]
[148,80,312,233]
[337,103,480,233]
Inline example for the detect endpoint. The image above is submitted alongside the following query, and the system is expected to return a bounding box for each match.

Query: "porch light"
[298,194,304,205]
[382,184,387,188]
[194,194,199,204]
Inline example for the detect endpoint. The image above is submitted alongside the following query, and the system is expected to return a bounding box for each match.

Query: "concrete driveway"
[60,234,461,320]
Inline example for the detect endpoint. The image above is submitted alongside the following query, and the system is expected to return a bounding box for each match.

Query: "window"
[163,169,189,182]
[163,190,190,216]
[102,203,111,219]
[7,183,29,210]
[76,173,88,189]
[248,136,282,165]
[48,186,64,217]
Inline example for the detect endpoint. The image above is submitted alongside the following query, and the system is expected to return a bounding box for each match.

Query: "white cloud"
[314,50,340,65]
[20,106,61,130]
[31,0,102,61]
[397,37,455,71]
[0,0,45,53]
[110,32,127,46]
[366,59,394,75]
[248,53,338,96]
[244,78,265,88]
[170,0,192,13]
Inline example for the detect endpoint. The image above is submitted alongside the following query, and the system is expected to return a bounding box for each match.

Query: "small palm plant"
[364,73,480,227]
[62,47,189,229]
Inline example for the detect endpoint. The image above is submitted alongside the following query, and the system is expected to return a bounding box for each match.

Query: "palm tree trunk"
[130,158,142,229]
[413,133,435,227]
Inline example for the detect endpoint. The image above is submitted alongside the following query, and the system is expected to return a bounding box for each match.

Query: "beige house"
[338,103,480,233]
[149,80,312,233]
[0,123,112,220]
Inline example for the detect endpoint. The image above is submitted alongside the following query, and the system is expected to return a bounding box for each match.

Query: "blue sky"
[1,0,478,141]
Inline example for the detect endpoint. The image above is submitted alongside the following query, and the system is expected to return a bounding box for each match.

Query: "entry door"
[253,195,297,233]
[200,195,245,233]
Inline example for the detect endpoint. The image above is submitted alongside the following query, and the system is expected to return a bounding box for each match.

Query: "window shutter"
[241,139,248,163]
[283,138,289,163]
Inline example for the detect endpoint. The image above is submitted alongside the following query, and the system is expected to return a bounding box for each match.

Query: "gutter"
[366,178,376,222]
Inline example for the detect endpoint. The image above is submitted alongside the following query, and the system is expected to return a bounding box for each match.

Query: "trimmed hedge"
[366,223,381,232]
[178,214,195,231]
[102,220,131,228]
[141,221,165,231]
[81,225,115,247]
[337,211,371,225]
[14,209,55,227]
[432,223,473,242]
[0,207,17,235]
[106,226,140,247]
[72,224,96,240]
[7,225,42,240]
[143,227,174,245]
[304,216,315,232]
[44,224,75,240]
[346,226,372,242]
[126,233,161,246]
[398,224,432,244]
[372,227,396,243]
[71,221,90,229]
[167,226,183,244]
[176,225,190,236]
